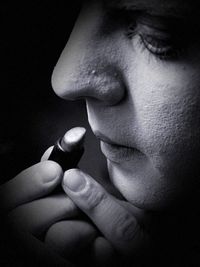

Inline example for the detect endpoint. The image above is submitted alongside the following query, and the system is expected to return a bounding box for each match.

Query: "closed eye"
[126,17,189,60]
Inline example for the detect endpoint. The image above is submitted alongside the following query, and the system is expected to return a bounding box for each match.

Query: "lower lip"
[100,141,136,163]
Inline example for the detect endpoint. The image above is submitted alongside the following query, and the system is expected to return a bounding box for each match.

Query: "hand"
[0,148,100,266]
[0,160,80,236]
[45,168,153,266]
[0,149,149,266]
[0,160,81,266]
[42,148,114,266]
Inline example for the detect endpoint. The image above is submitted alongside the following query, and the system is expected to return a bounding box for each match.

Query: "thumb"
[61,169,150,256]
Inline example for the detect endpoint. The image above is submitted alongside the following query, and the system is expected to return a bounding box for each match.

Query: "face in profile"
[51,0,200,210]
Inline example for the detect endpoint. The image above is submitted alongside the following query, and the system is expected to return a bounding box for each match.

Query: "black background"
[1,2,108,266]
[1,1,107,183]
[1,1,80,180]
[2,2,200,267]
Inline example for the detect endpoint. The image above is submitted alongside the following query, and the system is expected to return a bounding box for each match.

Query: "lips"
[94,131,137,163]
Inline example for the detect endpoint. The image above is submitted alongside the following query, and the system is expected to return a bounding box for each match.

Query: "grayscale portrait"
[1,1,200,266]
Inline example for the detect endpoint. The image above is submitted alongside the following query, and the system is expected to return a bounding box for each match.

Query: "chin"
[107,159,191,211]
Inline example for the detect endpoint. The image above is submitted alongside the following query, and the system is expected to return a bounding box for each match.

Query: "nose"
[51,3,125,106]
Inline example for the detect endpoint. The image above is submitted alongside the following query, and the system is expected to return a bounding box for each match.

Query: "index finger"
[0,161,62,213]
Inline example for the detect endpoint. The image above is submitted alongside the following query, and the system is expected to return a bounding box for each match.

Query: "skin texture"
[2,1,200,266]
[52,0,200,210]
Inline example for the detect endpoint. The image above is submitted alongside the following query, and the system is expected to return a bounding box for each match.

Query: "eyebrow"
[106,0,198,20]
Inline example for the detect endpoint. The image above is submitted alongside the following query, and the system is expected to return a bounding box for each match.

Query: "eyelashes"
[138,34,183,60]
[127,23,185,60]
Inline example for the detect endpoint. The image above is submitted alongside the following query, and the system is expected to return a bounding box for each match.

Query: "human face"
[51,0,200,210]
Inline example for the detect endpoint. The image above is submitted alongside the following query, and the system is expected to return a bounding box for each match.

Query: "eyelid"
[137,15,175,30]
[125,13,191,60]
[136,14,197,43]
[137,31,183,60]
[137,23,172,39]
[140,34,173,51]
[132,23,182,60]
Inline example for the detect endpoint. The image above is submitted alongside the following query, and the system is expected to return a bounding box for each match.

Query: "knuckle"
[114,212,139,242]
[81,182,107,211]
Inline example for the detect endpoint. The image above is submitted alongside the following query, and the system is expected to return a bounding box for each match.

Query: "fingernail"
[42,161,62,183]
[63,169,86,192]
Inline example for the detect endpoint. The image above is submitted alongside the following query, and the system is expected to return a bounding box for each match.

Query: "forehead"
[105,0,199,19]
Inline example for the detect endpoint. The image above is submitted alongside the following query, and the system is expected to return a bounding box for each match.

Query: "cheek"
[129,56,200,167]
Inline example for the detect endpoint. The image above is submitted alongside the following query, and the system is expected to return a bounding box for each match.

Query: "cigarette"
[48,127,86,171]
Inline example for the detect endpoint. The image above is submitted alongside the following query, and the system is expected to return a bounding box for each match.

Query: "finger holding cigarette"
[0,127,86,235]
